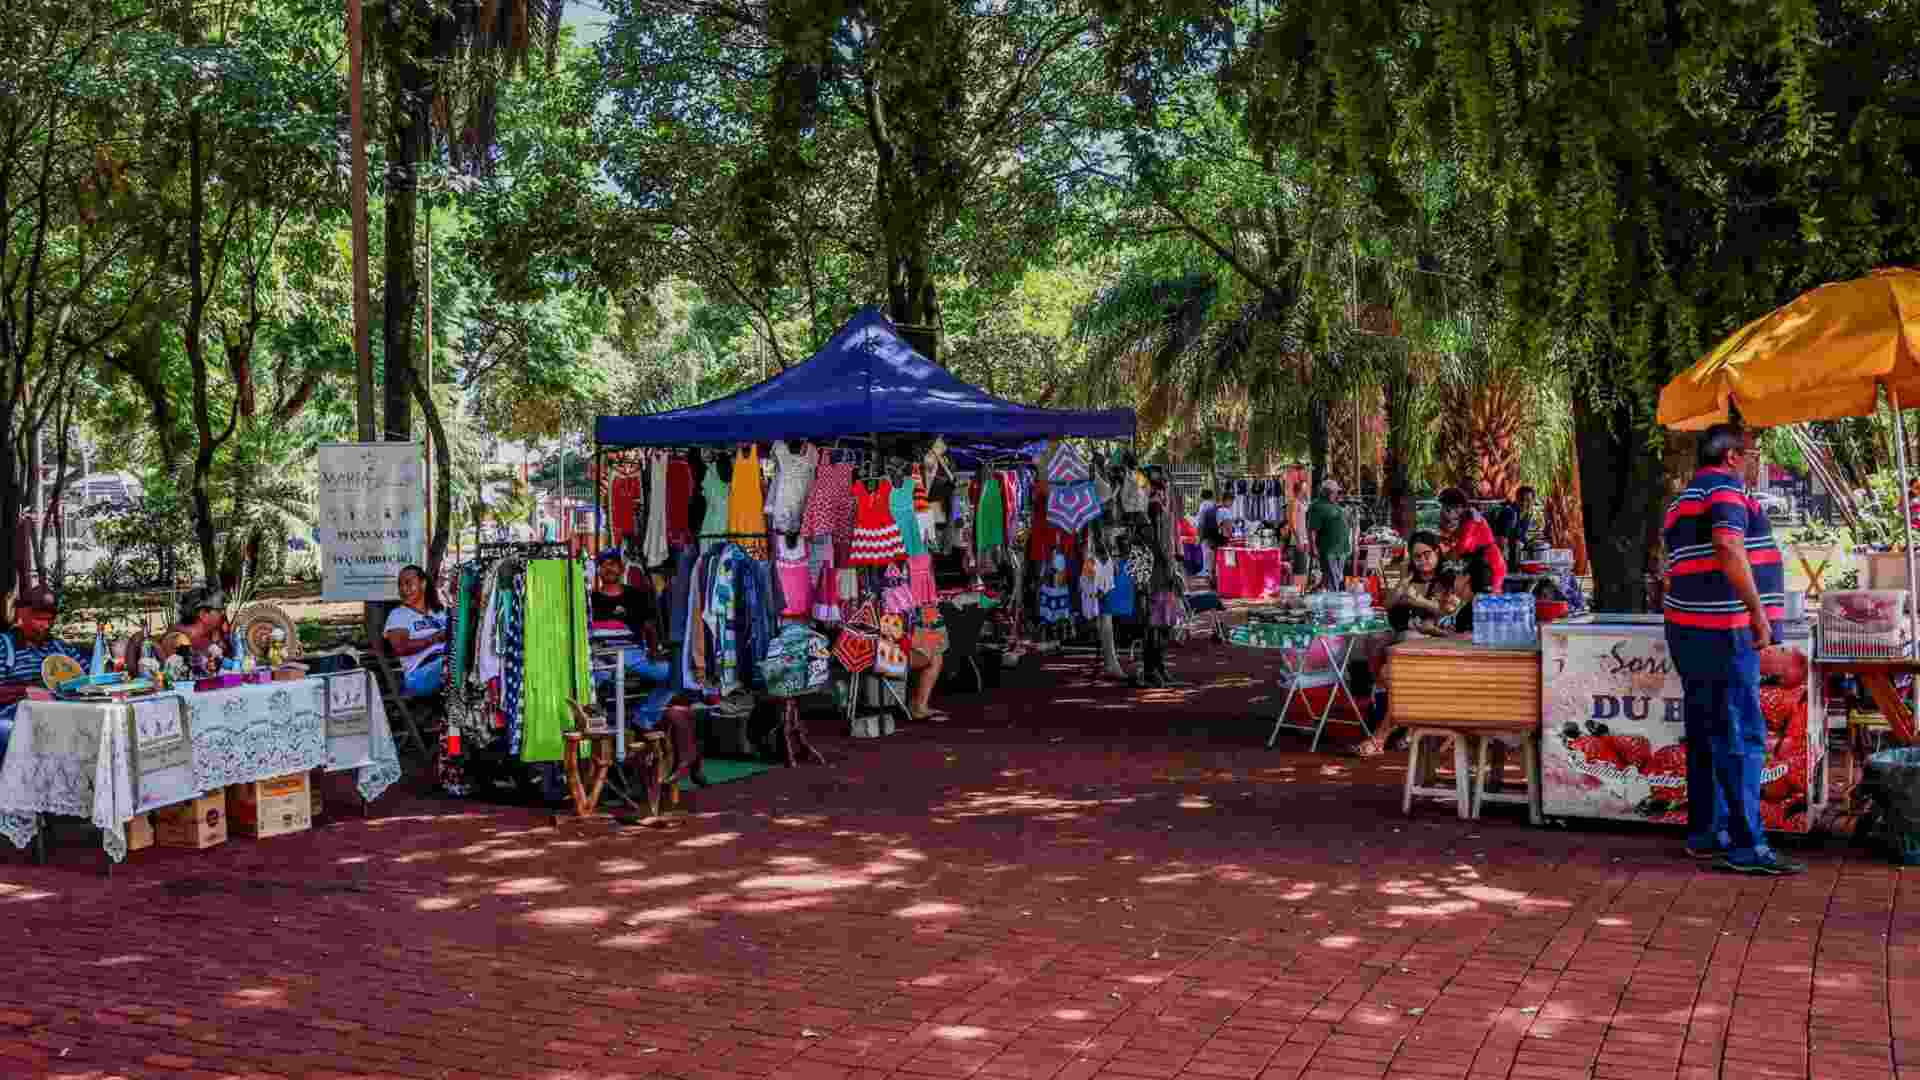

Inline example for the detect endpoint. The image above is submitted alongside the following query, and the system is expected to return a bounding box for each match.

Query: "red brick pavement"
[0,642,1909,1080]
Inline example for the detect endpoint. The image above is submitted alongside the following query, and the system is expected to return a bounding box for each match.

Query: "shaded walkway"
[0,640,1907,1080]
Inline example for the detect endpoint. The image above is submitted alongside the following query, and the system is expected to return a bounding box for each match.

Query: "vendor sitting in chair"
[383,566,449,698]
[590,550,675,721]
[1,585,86,756]
[1355,543,1494,757]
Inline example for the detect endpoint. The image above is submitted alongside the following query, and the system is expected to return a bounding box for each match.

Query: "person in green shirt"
[1306,480,1350,591]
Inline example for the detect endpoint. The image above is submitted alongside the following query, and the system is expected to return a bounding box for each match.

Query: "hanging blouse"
[767,440,815,533]
[849,480,907,565]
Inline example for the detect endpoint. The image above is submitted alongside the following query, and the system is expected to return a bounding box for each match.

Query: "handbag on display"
[847,598,881,631]
[882,568,915,614]
[761,623,831,697]
[874,637,908,678]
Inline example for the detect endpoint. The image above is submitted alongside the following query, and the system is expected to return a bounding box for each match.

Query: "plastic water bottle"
[1471,595,1487,646]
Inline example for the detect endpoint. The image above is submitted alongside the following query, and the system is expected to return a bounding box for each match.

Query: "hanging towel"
[643,452,670,567]
[518,559,590,764]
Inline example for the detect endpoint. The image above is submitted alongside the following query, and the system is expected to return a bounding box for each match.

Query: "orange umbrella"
[1661,267,1920,741]
[1658,267,1920,430]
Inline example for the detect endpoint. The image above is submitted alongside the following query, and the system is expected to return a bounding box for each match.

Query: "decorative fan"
[40,654,83,689]
[233,604,301,661]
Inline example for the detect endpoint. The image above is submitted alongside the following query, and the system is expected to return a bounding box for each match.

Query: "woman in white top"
[384,564,450,697]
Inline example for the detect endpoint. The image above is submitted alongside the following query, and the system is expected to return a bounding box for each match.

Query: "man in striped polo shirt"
[1662,423,1802,875]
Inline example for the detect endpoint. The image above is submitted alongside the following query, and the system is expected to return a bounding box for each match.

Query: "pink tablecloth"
[1215,547,1290,599]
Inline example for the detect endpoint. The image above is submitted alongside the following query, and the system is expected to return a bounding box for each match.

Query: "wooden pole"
[423,189,433,538]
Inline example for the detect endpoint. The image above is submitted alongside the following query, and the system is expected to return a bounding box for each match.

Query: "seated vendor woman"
[167,585,232,663]
[590,550,670,685]
[383,565,449,698]
[1355,548,1494,757]
[0,585,86,755]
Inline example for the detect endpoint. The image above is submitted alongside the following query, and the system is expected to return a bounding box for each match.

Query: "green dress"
[975,473,1005,553]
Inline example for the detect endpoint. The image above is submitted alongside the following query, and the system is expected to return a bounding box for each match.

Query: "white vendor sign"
[315,442,425,601]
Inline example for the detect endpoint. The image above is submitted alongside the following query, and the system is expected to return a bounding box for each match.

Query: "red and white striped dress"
[848,480,907,566]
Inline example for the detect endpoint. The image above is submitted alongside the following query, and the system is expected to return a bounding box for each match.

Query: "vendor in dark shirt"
[591,550,670,683]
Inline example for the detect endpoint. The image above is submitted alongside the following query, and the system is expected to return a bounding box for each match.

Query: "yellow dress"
[727,445,768,557]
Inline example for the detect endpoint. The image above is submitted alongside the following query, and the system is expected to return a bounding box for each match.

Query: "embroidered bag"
[883,567,915,614]
[833,629,876,673]
[847,598,881,631]
[762,624,831,697]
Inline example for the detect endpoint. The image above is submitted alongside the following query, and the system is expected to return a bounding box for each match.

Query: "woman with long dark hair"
[384,564,449,697]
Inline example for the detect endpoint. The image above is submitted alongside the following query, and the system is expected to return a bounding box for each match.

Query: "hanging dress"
[802,449,855,543]
[849,480,907,566]
[774,535,813,617]
[643,452,670,567]
[665,457,693,546]
[698,462,730,542]
[974,472,1006,554]
[767,440,815,534]
[727,445,767,554]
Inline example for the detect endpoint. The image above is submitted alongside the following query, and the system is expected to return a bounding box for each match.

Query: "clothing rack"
[477,540,572,559]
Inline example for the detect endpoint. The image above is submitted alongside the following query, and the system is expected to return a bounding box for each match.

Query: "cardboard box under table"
[1385,637,1543,821]
[228,773,313,838]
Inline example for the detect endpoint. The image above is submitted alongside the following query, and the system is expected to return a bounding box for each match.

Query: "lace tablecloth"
[0,671,402,862]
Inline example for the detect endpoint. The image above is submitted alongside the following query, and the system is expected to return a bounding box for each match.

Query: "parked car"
[1752,490,1791,521]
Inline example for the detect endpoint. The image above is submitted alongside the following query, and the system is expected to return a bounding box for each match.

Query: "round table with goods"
[1226,593,1395,752]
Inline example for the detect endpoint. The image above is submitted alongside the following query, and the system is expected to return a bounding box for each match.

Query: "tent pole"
[1894,388,1919,664]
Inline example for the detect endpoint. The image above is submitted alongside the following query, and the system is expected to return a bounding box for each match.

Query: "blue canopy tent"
[593,307,1136,447]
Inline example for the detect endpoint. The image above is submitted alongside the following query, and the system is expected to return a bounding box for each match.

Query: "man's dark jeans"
[1667,623,1775,864]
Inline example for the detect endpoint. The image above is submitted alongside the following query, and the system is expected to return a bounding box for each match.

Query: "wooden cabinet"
[1385,637,1541,731]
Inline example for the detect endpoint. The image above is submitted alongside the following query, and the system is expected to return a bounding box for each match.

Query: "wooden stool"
[560,729,617,818]
[775,697,828,767]
[1470,728,1543,824]
[629,730,679,817]
[1403,729,1475,819]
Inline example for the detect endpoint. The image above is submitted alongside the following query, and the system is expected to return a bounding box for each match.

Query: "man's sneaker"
[1684,844,1725,860]
[1715,853,1808,876]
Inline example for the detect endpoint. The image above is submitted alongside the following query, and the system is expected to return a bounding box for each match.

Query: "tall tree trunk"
[1382,357,1416,537]
[409,367,451,583]
[1308,397,1329,494]
[185,105,221,583]
[1572,377,1668,613]
[381,11,433,446]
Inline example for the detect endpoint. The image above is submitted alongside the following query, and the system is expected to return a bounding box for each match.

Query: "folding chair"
[939,602,993,693]
[362,646,435,761]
